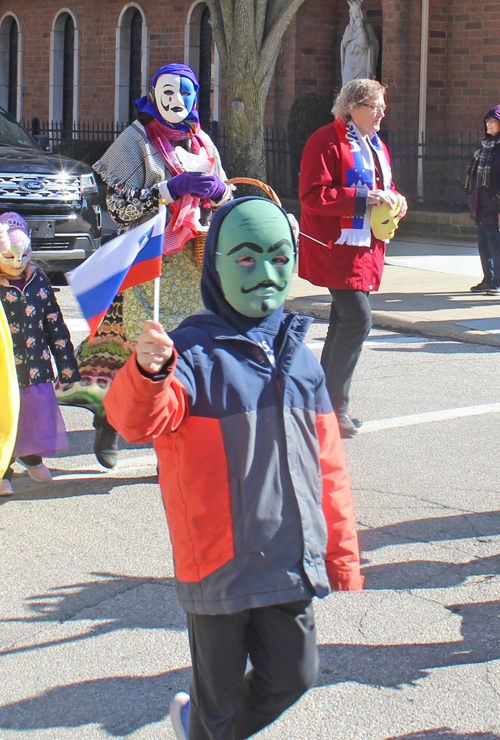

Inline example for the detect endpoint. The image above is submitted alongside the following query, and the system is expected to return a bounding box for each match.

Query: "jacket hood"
[484,106,500,137]
[200,196,297,338]
[485,106,500,122]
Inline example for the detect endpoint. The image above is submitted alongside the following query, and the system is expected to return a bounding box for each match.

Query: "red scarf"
[145,119,214,255]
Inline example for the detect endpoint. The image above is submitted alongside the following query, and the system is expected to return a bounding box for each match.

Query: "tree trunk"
[207,0,307,182]
[225,75,270,180]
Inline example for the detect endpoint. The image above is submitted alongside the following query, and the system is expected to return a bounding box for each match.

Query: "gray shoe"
[486,286,500,295]
[470,282,493,293]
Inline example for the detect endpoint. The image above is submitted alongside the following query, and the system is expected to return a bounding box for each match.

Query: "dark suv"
[0,107,101,272]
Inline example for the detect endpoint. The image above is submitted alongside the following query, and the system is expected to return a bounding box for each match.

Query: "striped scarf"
[465,136,500,194]
[336,119,392,246]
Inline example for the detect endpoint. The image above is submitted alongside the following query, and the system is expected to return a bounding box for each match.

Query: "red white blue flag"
[67,208,166,339]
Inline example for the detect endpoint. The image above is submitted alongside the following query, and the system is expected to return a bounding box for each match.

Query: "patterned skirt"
[123,241,204,341]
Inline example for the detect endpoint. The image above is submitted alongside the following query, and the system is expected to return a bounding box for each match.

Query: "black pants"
[186,599,318,740]
[321,288,372,414]
[3,455,42,481]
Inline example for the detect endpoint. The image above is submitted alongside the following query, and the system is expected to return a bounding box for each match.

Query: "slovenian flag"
[67,208,166,339]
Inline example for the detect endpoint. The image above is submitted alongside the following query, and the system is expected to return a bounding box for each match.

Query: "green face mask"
[215,200,295,318]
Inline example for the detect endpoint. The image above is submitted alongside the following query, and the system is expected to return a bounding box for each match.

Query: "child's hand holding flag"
[136,321,174,374]
[66,208,166,339]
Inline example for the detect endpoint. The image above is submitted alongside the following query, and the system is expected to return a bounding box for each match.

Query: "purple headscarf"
[135,63,200,136]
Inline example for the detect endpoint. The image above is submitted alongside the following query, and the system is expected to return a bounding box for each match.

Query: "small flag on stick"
[67,208,166,339]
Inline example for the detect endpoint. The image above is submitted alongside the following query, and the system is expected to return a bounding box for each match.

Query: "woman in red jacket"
[299,79,407,438]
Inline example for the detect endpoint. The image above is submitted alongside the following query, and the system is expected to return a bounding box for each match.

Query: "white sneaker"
[169,691,190,740]
[16,459,52,483]
[0,479,14,495]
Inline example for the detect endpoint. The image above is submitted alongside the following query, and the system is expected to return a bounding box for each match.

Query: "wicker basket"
[194,177,282,269]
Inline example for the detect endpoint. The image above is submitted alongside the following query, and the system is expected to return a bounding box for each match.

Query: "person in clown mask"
[104,197,363,740]
[0,213,79,495]
[65,63,231,470]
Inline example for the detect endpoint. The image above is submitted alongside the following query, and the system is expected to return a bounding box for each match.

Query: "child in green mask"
[105,197,363,740]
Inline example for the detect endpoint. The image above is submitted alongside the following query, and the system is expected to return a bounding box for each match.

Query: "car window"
[0,109,38,149]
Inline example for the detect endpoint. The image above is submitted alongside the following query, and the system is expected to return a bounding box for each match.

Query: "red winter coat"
[299,119,399,292]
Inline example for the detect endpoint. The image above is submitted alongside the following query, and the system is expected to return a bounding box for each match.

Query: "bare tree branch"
[259,0,306,76]
[205,0,229,67]
[255,0,268,49]
[204,0,305,179]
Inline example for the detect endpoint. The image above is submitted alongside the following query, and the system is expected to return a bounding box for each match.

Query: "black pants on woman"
[321,288,372,415]
[185,599,318,740]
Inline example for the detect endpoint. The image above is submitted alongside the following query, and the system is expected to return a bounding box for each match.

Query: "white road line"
[358,402,500,434]
[306,335,447,351]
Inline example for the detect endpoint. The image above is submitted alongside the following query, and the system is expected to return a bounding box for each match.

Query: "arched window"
[8,19,18,116]
[128,10,143,123]
[62,15,75,137]
[115,4,149,126]
[0,14,22,118]
[50,10,79,131]
[185,1,220,124]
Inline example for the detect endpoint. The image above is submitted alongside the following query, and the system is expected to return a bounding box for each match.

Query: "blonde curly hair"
[332,79,387,122]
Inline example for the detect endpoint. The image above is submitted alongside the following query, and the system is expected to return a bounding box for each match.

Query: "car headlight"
[81,173,98,193]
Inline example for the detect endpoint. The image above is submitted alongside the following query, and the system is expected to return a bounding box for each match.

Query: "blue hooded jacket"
[105,197,364,614]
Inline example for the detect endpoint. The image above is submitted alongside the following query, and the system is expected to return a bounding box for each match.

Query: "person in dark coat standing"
[299,79,407,438]
[465,105,500,295]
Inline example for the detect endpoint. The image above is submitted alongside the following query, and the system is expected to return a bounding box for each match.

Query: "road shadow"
[0,667,191,736]
[0,471,157,504]
[359,511,500,552]
[1,600,498,735]
[362,551,500,591]
[1,573,184,657]
[318,599,500,689]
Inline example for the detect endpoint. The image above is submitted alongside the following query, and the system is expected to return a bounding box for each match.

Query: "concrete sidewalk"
[286,236,500,348]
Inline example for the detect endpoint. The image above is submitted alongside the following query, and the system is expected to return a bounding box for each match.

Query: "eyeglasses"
[361,102,387,114]
[486,118,498,124]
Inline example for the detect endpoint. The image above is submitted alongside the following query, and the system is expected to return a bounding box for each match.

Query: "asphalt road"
[1,286,499,739]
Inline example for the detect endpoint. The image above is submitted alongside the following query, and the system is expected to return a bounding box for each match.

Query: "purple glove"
[167,172,226,200]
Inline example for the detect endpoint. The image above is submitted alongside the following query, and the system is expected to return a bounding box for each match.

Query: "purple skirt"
[14,382,69,458]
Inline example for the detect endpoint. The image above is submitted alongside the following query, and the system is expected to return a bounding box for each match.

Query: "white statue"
[340,0,379,86]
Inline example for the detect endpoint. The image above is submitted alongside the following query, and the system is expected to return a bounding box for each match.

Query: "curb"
[285,298,500,349]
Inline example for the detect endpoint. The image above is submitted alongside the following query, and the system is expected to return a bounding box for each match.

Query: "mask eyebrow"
[267,238,292,253]
[226,242,264,255]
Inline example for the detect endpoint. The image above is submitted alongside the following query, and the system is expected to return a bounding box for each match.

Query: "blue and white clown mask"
[154,73,197,125]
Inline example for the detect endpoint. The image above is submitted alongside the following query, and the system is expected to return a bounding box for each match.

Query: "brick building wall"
[0,0,498,139]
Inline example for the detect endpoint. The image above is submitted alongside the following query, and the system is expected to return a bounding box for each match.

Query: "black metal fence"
[381,131,481,212]
[23,118,481,212]
[211,124,481,211]
[23,118,128,166]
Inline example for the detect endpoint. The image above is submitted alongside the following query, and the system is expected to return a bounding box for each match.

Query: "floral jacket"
[0,266,80,387]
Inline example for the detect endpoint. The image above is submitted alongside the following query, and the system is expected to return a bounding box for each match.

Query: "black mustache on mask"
[240,280,286,294]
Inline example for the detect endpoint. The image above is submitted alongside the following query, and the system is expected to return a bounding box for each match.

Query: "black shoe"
[336,413,359,439]
[486,286,500,295]
[350,416,363,429]
[93,416,119,469]
[470,282,493,293]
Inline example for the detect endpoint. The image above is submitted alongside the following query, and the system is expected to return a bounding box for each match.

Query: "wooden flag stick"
[153,276,161,323]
